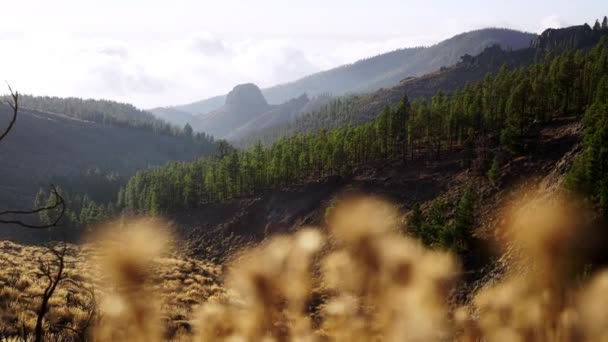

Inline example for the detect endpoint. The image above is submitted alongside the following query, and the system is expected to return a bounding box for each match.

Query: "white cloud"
[541,15,567,30]
[1,0,601,108]
[190,34,229,56]
[0,29,430,108]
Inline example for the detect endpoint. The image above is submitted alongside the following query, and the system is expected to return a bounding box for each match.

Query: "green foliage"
[49,37,608,231]
[487,158,501,183]
[407,186,476,252]
[115,40,608,216]
[34,186,114,231]
[566,95,608,214]
[421,200,448,246]
[449,185,477,252]
[406,203,423,238]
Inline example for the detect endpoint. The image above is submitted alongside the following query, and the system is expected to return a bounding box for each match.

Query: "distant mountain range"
[235,23,608,146]
[151,28,536,136]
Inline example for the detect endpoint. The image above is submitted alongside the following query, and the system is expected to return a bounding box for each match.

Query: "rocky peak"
[534,24,606,52]
[225,83,269,109]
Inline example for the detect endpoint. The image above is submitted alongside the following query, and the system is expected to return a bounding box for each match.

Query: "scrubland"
[1,191,607,341]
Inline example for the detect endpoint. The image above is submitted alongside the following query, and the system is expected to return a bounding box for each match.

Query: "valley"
[1,10,608,342]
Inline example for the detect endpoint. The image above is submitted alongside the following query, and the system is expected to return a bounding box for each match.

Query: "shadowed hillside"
[0,105,214,211]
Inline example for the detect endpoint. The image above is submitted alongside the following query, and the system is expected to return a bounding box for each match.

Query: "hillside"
[115,24,608,266]
[154,28,535,123]
[0,233,224,340]
[237,24,608,146]
[173,117,583,261]
[3,16,608,342]
[189,83,312,139]
[192,84,274,138]
[3,95,182,135]
[147,106,195,128]
[0,113,601,341]
[0,104,215,213]
[262,28,535,103]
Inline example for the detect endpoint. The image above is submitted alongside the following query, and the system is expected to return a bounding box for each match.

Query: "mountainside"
[237,24,608,146]
[0,104,214,211]
[152,95,226,119]
[116,22,608,263]
[147,107,194,128]
[6,95,181,135]
[223,94,310,140]
[190,83,315,138]
[3,15,608,342]
[192,84,274,137]
[156,28,535,122]
[177,117,582,263]
[262,28,535,103]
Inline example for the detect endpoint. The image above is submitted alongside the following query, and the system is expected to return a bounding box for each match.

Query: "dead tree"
[0,85,65,229]
[55,276,99,341]
[34,243,68,342]
[0,83,18,142]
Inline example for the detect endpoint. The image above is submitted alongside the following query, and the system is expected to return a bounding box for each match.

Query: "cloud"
[0,29,439,108]
[230,38,321,86]
[190,34,229,56]
[98,46,129,59]
[541,15,567,30]
[88,64,168,96]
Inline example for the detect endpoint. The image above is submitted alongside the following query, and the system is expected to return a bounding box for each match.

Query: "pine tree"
[447,185,476,252]
[421,200,448,246]
[487,158,501,184]
[183,123,193,138]
[594,19,602,31]
[407,204,423,237]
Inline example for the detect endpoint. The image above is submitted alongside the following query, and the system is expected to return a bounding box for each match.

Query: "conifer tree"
[448,185,476,252]
[487,158,500,184]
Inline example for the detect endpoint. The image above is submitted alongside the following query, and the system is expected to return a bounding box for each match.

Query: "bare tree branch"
[0,83,18,142]
[0,185,66,229]
[57,276,98,341]
[0,85,66,230]
[35,242,68,342]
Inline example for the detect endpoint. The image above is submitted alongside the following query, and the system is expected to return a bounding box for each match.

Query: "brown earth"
[174,116,583,269]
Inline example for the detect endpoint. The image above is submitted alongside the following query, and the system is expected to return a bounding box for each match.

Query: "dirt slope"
[174,117,582,265]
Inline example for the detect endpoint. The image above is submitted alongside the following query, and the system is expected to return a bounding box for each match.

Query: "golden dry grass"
[1,192,608,341]
[0,219,224,341]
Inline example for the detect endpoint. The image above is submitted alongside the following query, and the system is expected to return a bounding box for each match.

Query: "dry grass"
[1,192,608,341]
[0,219,224,341]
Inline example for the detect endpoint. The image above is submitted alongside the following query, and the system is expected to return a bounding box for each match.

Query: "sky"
[0,0,605,109]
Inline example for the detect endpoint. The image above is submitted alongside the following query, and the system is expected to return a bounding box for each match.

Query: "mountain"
[237,23,608,146]
[261,28,535,103]
[0,103,215,210]
[116,20,608,262]
[147,107,194,128]
[159,94,225,117]
[192,83,273,138]
[188,83,315,138]
[223,94,310,140]
[154,28,535,124]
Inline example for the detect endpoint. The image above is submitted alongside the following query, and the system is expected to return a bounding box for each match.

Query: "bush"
[487,158,500,183]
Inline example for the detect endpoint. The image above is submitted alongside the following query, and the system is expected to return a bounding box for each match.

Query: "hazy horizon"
[0,0,605,109]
